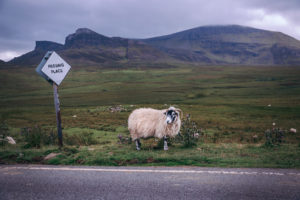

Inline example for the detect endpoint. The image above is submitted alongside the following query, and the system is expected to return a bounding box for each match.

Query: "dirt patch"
[32,156,43,162]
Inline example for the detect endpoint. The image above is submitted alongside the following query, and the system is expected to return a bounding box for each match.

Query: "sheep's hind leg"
[164,136,168,151]
[135,139,141,151]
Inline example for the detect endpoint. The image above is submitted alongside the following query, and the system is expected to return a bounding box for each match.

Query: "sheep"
[128,106,182,150]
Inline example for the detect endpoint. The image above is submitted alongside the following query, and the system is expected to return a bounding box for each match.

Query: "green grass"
[1,64,300,167]
[1,142,299,168]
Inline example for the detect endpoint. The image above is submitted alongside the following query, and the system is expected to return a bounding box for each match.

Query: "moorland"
[1,64,299,167]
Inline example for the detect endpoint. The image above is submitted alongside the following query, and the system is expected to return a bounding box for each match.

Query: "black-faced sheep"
[128,107,182,150]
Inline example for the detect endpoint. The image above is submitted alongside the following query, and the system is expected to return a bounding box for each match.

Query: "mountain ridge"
[142,25,300,65]
[5,25,300,67]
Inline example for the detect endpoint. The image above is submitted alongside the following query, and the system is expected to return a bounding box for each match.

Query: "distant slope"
[143,25,300,65]
[0,59,6,67]
[8,25,300,66]
[9,41,64,66]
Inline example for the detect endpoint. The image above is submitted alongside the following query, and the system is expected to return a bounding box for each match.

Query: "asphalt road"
[1,165,300,200]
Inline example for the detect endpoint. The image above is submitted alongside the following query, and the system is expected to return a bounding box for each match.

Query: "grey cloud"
[244,0,300,11]
[242,0,300,24]
[1,0,300,61]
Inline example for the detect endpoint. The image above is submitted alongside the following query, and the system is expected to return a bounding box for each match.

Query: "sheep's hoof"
[136,147,141,151]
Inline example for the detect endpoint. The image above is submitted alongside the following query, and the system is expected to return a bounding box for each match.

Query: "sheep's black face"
[165,110,178,124]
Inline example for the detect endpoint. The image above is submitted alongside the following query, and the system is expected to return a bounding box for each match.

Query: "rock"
[44,153,61,160]
[6,136,16,144]
[109,105,126,112]
[290,128,297,133]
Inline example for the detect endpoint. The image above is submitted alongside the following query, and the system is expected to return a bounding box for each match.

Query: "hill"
[142,25,300,65]
[9,28,172,67]
[8,25,300,66]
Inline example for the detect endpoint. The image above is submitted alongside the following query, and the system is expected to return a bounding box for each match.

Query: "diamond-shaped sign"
[36,51,71,85]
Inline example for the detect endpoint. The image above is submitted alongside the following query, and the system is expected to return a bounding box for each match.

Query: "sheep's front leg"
[135,139,141,151]
[164,136,168,151]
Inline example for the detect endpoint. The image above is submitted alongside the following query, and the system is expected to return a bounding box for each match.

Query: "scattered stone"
[253,135,258,139]
[109,105,126,113]
[44,153,61,160]
[118,134,131,144]
[6,136,16,144]
[272,122,276,126]
[268,104,271,107]
[290,128,297,133]
[72,115,77,118]
[88,147,94,151]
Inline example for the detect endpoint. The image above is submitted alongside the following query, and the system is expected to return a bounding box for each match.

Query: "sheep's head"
[164,107,182,124]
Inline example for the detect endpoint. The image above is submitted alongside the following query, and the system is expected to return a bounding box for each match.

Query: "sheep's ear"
[163,112,166,115]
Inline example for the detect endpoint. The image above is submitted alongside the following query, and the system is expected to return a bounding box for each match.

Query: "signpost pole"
[36,51,71,147]
[53,82,63,147]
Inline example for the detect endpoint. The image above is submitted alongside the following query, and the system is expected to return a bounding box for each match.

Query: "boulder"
[44,153,61,160]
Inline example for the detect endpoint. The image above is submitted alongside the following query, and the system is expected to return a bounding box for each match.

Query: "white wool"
[128,107,181,141]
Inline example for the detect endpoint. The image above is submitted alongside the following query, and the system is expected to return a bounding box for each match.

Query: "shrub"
[175,114,201,148]
[22,126,43,148]
[264,128,285,147]
[0,121,9,146]
[42,128,57,145]
[21,126,57,148]
[64,131,98,146]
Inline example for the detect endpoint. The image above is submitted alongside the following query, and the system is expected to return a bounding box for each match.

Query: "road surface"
[1,165,300,200]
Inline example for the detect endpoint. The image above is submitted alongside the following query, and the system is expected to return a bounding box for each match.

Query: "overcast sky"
[1,0,300,61]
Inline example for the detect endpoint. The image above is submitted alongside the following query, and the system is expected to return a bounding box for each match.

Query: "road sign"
[36,51,52,83]
[38,51,71,85]
[36,51,71,147]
